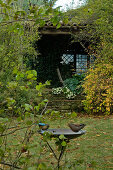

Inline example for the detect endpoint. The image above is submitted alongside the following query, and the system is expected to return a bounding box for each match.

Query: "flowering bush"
[83,63,113,114]
[52,87,63,94]
[52,86,76,99]
[52,74,85,99]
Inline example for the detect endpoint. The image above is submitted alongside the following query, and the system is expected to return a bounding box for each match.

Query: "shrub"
[64,74,85,94]
[0,69,50,116]
[83,63,113,114]
[52,74,85,99]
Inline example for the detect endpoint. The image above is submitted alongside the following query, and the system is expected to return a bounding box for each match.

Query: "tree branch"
[0,126,27,137]
[40,101,48,116]
[0,19,34,26]
[56,67,64,86]
[0,161,21,169]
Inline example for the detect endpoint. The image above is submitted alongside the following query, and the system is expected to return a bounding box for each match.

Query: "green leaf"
[20,86,26,91]
[71,112,77,118]
[24,104,33,111]
[45,80,51,86]
[20,73,24,78]
[34,105,40,111]
[59,134,66,140]
[45,109,51,115]
[50,17,58,26]
[40,20,46,27]
[56,23,61,29]
[43,99,48,103]
[17,117,22,122]
[32,70,37,77]
[36,84,43,91]
[27,82,32,86]
[13,68,18,74]
[0,17,3,23]
[26,120,33,125]
[63,17,68,24]
[27,74,34,79]
[61,141,67,146]
[16,75,20,81]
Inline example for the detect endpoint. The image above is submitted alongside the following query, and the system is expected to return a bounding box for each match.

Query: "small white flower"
[52,87,63,95]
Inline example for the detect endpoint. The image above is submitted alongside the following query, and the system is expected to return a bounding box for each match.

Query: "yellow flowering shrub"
[83,63,113,114]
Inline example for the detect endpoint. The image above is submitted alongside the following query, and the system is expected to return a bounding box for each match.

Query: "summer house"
[35,23,94,86]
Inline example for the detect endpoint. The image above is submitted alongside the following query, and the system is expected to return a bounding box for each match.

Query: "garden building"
[34,23,94,86]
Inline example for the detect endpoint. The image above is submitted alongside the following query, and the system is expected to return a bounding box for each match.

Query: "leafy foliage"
[0,23,40,116]
[52,74,85,99]
[64,74,85,94]
[0,0,69,169]
[67,0,113,114]
[83,63,113,114]
[0,0,112,168]
[0,69,50,117]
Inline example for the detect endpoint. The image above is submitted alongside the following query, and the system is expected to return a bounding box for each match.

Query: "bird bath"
[40,128,86,139]
[39,128,86,169]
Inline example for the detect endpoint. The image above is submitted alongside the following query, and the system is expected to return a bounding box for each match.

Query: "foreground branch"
[0,161,21,169]
[0,126,31,137]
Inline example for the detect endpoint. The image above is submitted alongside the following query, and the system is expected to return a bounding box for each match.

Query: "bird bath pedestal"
[39,128,86,169]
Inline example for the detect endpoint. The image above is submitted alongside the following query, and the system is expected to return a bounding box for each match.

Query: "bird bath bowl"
[39,128,86,140]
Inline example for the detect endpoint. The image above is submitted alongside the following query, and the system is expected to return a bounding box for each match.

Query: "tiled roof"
[38,22,84,34]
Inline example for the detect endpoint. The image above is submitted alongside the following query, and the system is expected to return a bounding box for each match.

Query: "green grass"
[4,115,113,169]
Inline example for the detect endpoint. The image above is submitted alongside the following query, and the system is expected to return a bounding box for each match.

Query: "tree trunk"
[56,67,64,86]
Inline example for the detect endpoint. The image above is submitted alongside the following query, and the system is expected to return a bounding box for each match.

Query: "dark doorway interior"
[35,34,89,87]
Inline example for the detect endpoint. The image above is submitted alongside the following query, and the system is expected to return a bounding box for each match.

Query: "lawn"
[2,115,113,170]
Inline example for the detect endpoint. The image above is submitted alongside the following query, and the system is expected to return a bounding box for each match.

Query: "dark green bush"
[64,74,85,95]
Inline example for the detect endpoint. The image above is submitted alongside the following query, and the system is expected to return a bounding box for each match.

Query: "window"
[61,54,74,64]
[76,54,88,73]
[60,53,90,75]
